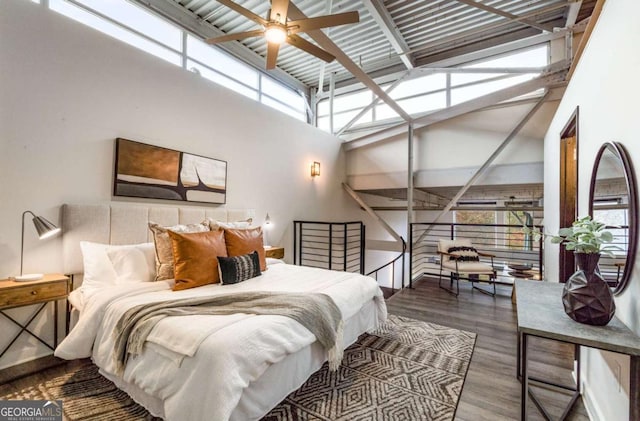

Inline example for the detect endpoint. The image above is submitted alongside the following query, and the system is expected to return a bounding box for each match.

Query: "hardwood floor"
[387,277,590,421]
[1,277,590,420]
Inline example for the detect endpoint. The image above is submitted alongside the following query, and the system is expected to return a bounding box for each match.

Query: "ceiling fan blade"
[206,29,264,44]
[266,42,281,70]
[287,11,359,35]
[215,0,268,26]
[269,0,290,24]
[286,34,335,63]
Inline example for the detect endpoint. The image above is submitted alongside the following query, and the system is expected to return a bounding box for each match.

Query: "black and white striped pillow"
[217,251,262,285]
[447,246,480,262]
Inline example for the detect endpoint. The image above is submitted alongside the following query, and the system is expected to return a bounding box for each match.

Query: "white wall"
[543,0,640,418]
[0,1,358,368]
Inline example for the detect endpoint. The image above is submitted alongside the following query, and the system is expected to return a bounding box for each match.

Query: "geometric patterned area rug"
[0,361,159,420]
[264,315,477,421]
[0,315,476,421]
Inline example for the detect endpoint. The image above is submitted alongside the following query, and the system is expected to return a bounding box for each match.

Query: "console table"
[515,280,640,420]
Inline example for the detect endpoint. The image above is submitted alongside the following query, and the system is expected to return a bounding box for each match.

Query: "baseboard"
[580,376,604,421]
[572,357,601,421]
[0,354,65,384]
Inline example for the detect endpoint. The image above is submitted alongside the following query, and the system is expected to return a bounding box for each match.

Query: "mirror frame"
[589,141,638,295]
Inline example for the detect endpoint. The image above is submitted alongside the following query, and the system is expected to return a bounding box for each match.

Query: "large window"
[317,45,549,133]
[505,210,533,250]
[454,210,497,248]
[317,89,374,132]
[50,0,182,66]
[47,0,307,122]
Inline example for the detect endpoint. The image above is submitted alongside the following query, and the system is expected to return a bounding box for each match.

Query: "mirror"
[589,142,638,295]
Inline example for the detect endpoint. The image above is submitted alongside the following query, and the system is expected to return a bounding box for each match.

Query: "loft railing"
[410,222,544,287]
[599,224,630,288]
[366,238,406,293]
[293,221,365,273]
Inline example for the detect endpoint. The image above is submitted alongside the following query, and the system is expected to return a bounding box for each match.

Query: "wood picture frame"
[113,138,227,204]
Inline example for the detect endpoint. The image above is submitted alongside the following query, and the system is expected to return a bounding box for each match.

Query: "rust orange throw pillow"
[224,227,267,271]
[168,230,227,291]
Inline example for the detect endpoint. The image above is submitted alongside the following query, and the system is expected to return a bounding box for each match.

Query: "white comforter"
[55,263,387,421]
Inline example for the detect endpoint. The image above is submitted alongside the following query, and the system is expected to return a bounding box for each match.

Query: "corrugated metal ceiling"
[164,0,595,90]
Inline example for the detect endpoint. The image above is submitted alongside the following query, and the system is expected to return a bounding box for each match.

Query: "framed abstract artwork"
[114,138,227,204]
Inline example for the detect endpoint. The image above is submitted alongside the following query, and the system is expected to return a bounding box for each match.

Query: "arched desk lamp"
[16,210,61,281]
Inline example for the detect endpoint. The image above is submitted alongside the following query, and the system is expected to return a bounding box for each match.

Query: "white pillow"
[107,243,156,284]
[80,241,119,289]
[80,241,156,289]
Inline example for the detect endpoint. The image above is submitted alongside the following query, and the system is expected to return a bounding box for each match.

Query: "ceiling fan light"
[265,25,287,44]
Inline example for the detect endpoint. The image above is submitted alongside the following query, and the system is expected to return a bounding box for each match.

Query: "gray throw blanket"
[113,292,344,375]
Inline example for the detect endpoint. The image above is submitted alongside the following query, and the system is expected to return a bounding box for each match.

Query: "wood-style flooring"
[0,277,590,420]
[386,277,589,421]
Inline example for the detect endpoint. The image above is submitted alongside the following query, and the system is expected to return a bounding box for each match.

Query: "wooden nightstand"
[265,246,284,259]
[0,274,70,361]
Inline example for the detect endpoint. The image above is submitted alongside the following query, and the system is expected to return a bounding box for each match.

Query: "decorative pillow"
[447,246,480,262]
[204,218,253,230]
[80,241,119,289]
[168,230,227,291]
[217,251,262,285]
[80,241,156,288]
[149,222,210,281]
[106,243,156,284]
[224,227,267,271]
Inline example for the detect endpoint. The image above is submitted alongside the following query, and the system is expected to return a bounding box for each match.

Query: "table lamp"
[16,210,61,281]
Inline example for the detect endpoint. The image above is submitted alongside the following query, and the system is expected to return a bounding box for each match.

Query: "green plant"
[522,216,618,256]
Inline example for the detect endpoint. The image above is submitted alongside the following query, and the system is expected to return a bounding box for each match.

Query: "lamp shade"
[20,210,61,277]
[32,215,61,239]
[311,162,320,177]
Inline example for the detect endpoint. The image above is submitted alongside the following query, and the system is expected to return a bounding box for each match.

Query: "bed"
[54,204,387,421]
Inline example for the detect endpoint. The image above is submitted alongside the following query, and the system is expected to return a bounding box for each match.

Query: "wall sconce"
[16,210,61,281]
[311,161,321,177]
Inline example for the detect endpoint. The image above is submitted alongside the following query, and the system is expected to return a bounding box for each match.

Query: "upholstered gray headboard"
[61,203,254,274]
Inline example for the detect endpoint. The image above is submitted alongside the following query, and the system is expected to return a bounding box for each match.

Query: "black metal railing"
[598,224,630,288]
[293,221,365,273]
[410,222,544,287]
[366,238,406,292]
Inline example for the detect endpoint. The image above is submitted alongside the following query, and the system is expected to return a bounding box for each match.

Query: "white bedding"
[56,263,387,421]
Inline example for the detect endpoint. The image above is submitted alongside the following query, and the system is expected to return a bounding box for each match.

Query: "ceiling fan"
[206,0,359,69]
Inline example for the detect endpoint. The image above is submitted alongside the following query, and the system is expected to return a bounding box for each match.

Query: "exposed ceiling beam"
[565,0,583,27]
[343,62,569,151]
[129,0,307,92]
[287,2,412,122]
[342,183,404,244]
[454,0,555,33]
[362,0,414,70]
[567,0,606,80]
[412,189,448,207]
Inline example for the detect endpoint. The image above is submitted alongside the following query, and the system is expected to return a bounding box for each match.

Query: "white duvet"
[55,263,387,421]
